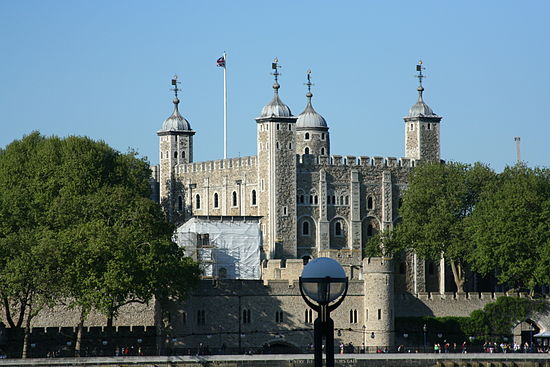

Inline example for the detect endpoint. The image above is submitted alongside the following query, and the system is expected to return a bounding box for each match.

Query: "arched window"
[299,195,305,204]
[345,196,349,205]
[195,194,201,209]
[367,224,374,237]
[276,142,280,149]
[314,195,318,205]
[320,148,325,155]
[288,142,292,149]
[302,221,310,236]
[178,196,183,211]
[213,193,219,208]
[367,196,374,210]
[321,133,325,140]
[174,151,178,158]
[305,132,310,140]
[251,190,257,205]
[304,147,310,154]
[182,151,186,159]
[335,221,342,236]
[309,195,313,204]
[232,191,238,207]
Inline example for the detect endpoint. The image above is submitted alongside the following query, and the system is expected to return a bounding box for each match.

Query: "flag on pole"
[216,55,226,68]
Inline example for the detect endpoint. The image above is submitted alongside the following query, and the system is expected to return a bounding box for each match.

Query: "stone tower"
[295,71,330,157]
[363,257,394,348]
[256,60,298,259]
[404,62,442,162]
[157,77,195,221]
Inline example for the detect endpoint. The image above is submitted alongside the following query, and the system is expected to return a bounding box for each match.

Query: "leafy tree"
[466,165,550,293]
[0,133,200,357]
[464,296,547,340]
[368,161,495,292]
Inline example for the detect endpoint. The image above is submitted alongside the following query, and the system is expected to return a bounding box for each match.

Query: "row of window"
[303,132,326,141]
[180,190,258,211]
[303,147,326,155]
[409,123,434,131]
[182,308,383,326]
[300,220,377,237]
[161,150,187,160]
[297,195,375,208]
[183,191,381,212]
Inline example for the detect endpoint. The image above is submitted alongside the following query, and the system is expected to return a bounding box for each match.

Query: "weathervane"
[271,57,281,83]
[305,69,314,93]
[171,74,181,98]
[415,60,425,87]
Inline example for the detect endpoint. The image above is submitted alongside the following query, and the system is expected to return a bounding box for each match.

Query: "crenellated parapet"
[298,154,416,169]
[176,156,257,174]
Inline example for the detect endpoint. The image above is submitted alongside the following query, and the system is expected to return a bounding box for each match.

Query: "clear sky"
[1,1,548,171]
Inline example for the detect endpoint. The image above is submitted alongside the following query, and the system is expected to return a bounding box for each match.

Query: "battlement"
[177,156,257,174]
[298,154,416,169]
[261,259,304,283]
[363,257,393,273]
[407,291,543,301]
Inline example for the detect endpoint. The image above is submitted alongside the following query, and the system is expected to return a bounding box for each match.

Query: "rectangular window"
[377,309,382,320]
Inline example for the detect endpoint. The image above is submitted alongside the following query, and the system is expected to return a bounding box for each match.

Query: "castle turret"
[256,59,298,259]
[157,76,195,221]
[296,70,330,157]
[363,257,394,348]
[404,62,442,162]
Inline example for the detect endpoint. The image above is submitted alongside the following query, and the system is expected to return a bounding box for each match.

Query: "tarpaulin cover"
[176,218,261,280]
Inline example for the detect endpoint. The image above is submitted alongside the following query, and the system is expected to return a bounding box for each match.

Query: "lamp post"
[423,324,427,351]
[299,257,348,367]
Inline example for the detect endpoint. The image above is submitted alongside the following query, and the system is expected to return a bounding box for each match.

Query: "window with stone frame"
[305,132,310,140]
[302,221,310,236]
[232,191,238,207]
[213,193,219,208]
[335,221,343,237]
[367,195,374,210]
[251,190,257,206]
[275,311,284,323]
[195,194,201,209]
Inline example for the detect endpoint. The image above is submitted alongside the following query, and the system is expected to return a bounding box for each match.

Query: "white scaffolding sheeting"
[176,218,261,280]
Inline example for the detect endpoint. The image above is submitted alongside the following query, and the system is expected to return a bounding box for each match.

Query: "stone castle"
[5,62,546,357]
[149,61,548,353]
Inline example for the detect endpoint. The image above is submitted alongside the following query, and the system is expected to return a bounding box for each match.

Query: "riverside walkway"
[0,353,548,367]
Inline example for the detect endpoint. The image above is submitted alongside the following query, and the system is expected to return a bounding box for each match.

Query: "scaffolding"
[176,218,261,280]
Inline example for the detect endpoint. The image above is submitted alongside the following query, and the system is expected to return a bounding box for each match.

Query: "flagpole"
[223,51,227,159]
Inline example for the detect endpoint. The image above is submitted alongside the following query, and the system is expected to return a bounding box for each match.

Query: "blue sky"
[1,1,548,171]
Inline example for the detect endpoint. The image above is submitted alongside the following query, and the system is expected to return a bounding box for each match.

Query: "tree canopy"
[0,132,200,357]
[367,161,495,292]
[466,165,550,291]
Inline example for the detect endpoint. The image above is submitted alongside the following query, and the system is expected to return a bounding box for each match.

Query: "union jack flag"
[216,56,225,68]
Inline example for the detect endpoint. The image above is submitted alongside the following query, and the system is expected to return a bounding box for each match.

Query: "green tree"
[0,133,200,357]
[368,161,495,292]
[464,296,547,340]
[466,165,550,293]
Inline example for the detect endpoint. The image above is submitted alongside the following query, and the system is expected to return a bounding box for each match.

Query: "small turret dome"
[160,98,191,132]
[260,82,292,118]
[407,86,437,118]
[297,92,327,128]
